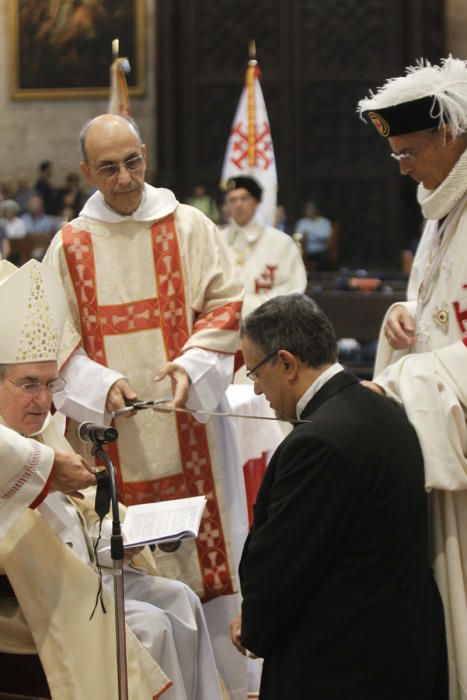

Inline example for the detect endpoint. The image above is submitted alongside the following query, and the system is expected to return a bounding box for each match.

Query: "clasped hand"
[384,304,415,350]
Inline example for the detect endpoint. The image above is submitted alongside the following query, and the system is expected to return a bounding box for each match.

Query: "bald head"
[79,114,142,162]
[79,114,147,216]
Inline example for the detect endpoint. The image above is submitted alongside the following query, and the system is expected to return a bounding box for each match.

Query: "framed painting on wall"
[9,0,146,99]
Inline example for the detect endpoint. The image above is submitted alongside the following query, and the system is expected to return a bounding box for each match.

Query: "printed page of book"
[122,495,207,547]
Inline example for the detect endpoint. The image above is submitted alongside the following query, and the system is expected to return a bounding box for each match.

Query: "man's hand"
[154,363,191,408]
[123,545,145,564]
[105,378,138,414]
[230,614,247,656]
[50,450,96,499]
[361,380,386,396]
[384,305,415,349]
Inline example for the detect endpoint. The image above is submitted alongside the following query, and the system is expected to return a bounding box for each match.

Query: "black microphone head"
[78,422,118,444]
[102,425,118,442]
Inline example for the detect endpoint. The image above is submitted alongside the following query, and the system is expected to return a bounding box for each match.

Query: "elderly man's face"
[225,188,258,228]
[81,119,147,216]
[388,128,458,190]
[0,361,58,435]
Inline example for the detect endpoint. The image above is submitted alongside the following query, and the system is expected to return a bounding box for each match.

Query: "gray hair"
[79,115,142,161]
[240,294,337,368]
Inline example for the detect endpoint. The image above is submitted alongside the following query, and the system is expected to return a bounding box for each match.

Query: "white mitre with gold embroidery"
[0,259,67,363]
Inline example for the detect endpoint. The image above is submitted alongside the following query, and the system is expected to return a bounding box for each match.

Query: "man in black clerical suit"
[231,293,448,700]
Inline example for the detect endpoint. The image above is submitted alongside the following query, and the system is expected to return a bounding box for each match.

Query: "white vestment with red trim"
[44,185,248,700]
[373,151,467,700]
[0,424,54,538]
[220,220,307,318]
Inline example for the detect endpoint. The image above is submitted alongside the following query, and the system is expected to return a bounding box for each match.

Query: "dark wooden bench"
[307,288,406,378]
[0,653,50,698]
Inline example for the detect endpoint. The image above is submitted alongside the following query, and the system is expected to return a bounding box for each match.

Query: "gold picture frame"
[9,0,146,99]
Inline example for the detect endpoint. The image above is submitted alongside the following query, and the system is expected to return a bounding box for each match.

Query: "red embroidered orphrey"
[62,215,236,600]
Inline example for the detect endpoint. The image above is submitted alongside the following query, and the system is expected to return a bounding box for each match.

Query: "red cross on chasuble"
[62,215,235,601]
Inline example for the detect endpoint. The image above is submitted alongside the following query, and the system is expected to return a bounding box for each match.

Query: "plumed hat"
[357,56,467,138]
[225,176,263,201]
[0,259,67,364]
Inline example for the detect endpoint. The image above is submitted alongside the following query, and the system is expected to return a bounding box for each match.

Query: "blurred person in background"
[294,200,333,270]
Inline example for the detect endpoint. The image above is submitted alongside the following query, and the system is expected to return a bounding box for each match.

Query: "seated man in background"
[294,200,333,270]
[21,194,54,235]
[0,259,222,700]
[186,183,220,223]
[0,199,26,240]
[232,293,448,700]
[220,176,307,318]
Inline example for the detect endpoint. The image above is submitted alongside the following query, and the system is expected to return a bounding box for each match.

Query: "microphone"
[78,422,119,445]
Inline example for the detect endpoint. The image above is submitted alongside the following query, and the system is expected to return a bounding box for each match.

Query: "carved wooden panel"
[156,0,445,268]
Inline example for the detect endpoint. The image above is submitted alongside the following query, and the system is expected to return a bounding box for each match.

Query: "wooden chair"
[23,233,53,262]
[7,233,53,267]
[0,653,50,698]
[7,238,30,267]
[0,576,51,699]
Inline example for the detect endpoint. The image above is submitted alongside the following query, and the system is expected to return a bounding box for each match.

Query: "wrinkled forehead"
[85,122,142,162]
[3,360,58,381]
[387,127,439,151]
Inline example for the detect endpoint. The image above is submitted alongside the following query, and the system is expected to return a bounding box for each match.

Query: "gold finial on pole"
[248,39,257,66]
[112,38,119,59]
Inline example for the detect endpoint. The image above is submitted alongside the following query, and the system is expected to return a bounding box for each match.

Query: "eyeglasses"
[390,129,439,163]
[92,155,144,178]
[246,350,278,382]
[390,150,418,162]
[6,376,67,395]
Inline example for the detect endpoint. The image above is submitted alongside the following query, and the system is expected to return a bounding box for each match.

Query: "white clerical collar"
[227,218,264,246]
[80,183,179,223]
[296,363,344,419]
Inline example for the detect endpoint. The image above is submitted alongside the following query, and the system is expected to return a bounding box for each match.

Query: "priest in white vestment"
[358,56,467,700]
[0,259,171,699]
[44,114,249,699]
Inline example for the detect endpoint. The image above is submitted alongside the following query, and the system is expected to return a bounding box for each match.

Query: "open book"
[122,495,207,548]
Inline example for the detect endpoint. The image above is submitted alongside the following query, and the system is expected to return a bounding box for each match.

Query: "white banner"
[221,65,278,226]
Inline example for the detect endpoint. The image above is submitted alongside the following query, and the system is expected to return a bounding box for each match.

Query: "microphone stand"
[90,434,129,700]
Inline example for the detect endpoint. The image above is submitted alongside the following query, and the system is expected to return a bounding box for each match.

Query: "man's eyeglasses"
[390,130,439,163]
[92,155,144,178]
[6,376,67,395]
[246,350,278,382]
[390,151,417,162]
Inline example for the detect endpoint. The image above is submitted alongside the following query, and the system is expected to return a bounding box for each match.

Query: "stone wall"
[446,0,467,58]
[0,0,157,191]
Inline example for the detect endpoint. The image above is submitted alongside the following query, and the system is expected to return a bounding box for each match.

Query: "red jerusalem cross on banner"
[221,61,278,226]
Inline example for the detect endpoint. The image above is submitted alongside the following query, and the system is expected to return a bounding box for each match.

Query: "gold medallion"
[433,304,449,333]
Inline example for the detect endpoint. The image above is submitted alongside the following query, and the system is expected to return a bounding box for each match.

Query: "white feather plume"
[357,56,467,136]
